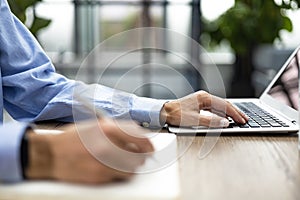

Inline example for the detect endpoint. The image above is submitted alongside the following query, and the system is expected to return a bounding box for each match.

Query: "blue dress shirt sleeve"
[0,0,167,182]
[0,122,28,182]
[0,0,166,126]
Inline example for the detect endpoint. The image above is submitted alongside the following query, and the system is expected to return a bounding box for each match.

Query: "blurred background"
[8,0,300,99]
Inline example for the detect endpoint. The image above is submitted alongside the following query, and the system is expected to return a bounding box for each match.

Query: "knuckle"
[197,91,211,108]
[196,90,208,97]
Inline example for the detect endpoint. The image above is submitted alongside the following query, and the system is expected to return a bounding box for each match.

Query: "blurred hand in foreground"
[25,118,154,184]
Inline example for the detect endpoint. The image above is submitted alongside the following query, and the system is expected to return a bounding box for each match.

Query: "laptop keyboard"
[233,102,289,128]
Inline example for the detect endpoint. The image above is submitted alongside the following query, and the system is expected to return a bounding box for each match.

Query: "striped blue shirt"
[0,0,166,182]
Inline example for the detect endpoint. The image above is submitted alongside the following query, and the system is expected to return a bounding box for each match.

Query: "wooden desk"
[36,123,300,200]
[178,135,300,200]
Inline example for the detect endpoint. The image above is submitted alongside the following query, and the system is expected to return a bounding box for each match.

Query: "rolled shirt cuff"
[0,122,28,182]
[130,96,168,128]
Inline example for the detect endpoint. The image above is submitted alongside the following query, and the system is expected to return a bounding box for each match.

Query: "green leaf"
[282,16,293,32]
[8,0,43,23]
[29,16,52,36]
[9,0,40,10]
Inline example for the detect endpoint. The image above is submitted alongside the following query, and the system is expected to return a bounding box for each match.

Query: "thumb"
[199,114,229,128]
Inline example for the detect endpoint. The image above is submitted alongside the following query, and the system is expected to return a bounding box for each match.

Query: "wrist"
[160,101,174,124]
[160,103,167,125]
[25,130,54,180]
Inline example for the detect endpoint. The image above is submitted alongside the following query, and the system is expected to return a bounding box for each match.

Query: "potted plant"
[202,0,300,97]
[8,0,51,38]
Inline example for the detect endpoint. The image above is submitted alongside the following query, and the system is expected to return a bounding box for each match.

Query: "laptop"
[168,46,300,134]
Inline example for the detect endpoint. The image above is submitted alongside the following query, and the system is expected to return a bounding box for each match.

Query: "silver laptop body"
[168,46,300,134]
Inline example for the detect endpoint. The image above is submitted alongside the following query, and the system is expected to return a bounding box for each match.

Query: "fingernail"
[125,143,140,153]
[219,119,229,127]
[241,118,246,124]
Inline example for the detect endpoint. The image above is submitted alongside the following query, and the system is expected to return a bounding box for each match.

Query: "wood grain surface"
[177,135,300,200]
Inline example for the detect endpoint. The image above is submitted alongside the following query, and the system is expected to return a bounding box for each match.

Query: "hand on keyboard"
[160,90,248,128]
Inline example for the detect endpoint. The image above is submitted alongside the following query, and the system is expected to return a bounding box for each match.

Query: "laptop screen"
[267,49,300,110]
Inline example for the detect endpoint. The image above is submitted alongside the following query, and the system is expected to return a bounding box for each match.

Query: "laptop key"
[248,122,260,128]
[260,124,272,127]
[239,124,250,128]
[257,122,269,126]
[269,122,282,127]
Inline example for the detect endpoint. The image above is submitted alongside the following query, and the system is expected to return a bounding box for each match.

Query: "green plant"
[8,0,51,38]
[203,0,300,55]
[202,0,300,97]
